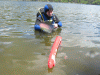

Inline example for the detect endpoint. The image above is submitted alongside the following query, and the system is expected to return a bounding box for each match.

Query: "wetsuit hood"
[44,4,53,13]
[44,4,53,18]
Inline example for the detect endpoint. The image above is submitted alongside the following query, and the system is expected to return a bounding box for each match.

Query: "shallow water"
[0,1,100,75]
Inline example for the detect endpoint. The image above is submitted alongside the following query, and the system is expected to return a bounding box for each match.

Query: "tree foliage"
[22,0,100,5]
[48,0,100,5]
[92,0,100,5]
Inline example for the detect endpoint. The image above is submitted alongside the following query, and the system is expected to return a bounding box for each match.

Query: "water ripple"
[0,42,12,45]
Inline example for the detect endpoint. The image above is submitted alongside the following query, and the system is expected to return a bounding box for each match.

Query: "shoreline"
[0,0,100,5]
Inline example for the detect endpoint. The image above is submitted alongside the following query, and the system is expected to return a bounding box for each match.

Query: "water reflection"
[1,1,100,75]
[85,50,100,58]
[34,28,62,46]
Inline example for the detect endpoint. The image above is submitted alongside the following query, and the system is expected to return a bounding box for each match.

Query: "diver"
[34,4,62,31]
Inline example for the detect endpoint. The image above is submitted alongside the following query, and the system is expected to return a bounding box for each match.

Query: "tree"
[92,0,100,5]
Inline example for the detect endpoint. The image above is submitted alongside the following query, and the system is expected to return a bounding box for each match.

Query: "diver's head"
[44,4,53,17]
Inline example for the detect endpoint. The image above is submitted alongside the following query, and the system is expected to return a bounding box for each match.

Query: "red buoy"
[48,36,62,69]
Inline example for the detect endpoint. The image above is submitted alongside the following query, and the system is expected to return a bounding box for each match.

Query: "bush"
[92,0,100,5]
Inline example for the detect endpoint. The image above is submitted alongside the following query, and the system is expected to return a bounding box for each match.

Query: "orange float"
[48,36,62,69]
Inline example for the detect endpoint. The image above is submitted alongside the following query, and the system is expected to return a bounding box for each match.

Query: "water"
[0,1,100,75]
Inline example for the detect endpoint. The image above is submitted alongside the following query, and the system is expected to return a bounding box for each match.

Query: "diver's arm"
[34,16,43,30]
[35,16,43,25]
[53,15,62,27]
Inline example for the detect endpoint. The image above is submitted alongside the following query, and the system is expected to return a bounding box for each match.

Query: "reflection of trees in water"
[34,28,62,46]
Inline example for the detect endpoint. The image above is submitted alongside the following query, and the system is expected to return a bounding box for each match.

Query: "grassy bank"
[1,0,100,5]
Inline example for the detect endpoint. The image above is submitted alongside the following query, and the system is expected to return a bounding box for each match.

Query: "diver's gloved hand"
[53,23,58,28]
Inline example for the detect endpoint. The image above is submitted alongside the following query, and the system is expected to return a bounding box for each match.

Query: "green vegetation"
[47,0,100,5]
[9,0,100,5]
[52,0,100,5]
[92,0,100,5]
[35,0,100,5]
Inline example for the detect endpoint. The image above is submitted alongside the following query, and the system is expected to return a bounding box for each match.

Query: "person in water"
[34,4,62,31]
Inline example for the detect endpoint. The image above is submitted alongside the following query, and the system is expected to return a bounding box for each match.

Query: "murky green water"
[0,1,100,75]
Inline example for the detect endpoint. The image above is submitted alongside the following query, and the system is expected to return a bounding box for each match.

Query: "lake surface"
[0,1,100,75]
